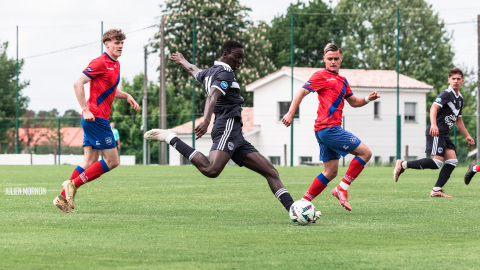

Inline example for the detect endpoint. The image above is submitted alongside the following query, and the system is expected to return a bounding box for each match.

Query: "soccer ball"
[289,200,318,225]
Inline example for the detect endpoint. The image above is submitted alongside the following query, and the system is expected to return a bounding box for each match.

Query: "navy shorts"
[315,125,361,161]
[82,117,116,150]
[210,117,258,166]
[426,135,456,157]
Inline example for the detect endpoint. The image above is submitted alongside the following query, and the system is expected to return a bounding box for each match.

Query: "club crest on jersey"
[438,147,443,154]
[86,67,93,72]
[105,137,113,145]
[228,142,234,151]
[350,136,358,143]
[220,81,228,90]
[435,97,442,103]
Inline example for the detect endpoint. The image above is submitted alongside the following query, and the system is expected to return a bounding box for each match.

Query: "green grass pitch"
[1,165,480,269]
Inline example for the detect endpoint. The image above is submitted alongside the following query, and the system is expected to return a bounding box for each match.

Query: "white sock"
[473,166,477,173]
[402,161,408,169]
[432,187,442,192]
[165,132,177,144]
[339,181,349,190]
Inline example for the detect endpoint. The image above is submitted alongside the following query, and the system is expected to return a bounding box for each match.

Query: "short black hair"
[221,40,243,56]
[449,68,464,79]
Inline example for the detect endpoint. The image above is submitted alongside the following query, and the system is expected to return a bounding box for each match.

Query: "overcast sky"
[0,0,479,115]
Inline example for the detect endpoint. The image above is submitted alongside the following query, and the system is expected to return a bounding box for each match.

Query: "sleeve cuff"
[211,85,226,95]
[345,93,353,98]
[458,115,462,118]
[433,102,443,108]
[302,85,315,93]
[82,71,94,79]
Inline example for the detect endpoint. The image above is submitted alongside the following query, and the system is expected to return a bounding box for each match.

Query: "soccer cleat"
[430,189,452,197]
[464,164,476,185]
[312,211,322,223]
[63,180,77,209]
[53,195,72,213]
[393,159,405,182]
[332,186,352,211]
[144,129,178,143]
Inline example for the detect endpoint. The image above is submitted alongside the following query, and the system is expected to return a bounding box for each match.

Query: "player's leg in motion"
[240,152,295,211]
[302,159,339,203]
[465,163,480,185]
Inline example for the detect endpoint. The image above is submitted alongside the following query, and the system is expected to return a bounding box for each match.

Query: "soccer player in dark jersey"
[282,43,380,212]
[394,68,474,197]
[53,29,139,213]
[144,41,307,219]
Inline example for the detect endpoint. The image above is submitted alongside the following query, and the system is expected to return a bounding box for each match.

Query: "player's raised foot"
[332,186,352,211]
[430,189,452,197]
[464,164,476,185]
[393,159,405,182]
[63,180,77,209]
[53,195,72,213]
[312,211,322,223]
[144,129,178,143]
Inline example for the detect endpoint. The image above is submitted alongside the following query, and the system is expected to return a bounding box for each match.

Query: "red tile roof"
[173,107,259,135]
[247,67,433,90]
[17,127,84,147]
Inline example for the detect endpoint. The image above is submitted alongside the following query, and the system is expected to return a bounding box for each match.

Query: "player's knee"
[104,159,119,170]
[202,167,222,178]
[324,170,338,179]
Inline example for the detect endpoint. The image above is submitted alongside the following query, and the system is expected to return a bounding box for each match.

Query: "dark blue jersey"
[195,61,244,120]
[426,86,463,136]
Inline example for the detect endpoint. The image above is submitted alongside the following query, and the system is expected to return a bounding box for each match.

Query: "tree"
[334,0,455,108]
[151,0,276,114]
[266,0,334,69]
[62,109,82,127]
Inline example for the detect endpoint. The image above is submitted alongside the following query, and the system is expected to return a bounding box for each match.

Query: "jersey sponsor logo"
[438,147,443,154]
[228,142,234,150]
[105,137,113,145]
[220,81,228,90]
[435,97,442,103]
[86,67,93,72]
[305,81,312,86]
[327,78,336,81]
[445,114,456,129]
[107,67,114,70]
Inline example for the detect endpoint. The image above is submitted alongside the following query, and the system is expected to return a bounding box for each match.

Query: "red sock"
[475,165,480,172]
[73,160,110,188]
[303,173,330,201]
[340,157,366,188]
[60,166,85,198]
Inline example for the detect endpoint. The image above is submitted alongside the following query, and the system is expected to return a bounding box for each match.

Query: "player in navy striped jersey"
[394,68,474,197]
[145,41,312,220]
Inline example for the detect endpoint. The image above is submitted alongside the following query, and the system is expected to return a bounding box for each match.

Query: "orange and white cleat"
[430,189,452,198]
[393,159,405,182]
[332,186,352,211]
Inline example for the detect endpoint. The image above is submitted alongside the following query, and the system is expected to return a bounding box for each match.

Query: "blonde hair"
[324,43,343,55]
[102,29,126,43]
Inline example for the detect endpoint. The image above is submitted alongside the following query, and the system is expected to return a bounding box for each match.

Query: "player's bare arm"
[345,91,380,108]
[455,117,475,146]
[195,88,222,140]
[170,52,202,78]
[115,89,139,111]
[73,73,94,121]
[429,103,441,137]
[282,88,311,127]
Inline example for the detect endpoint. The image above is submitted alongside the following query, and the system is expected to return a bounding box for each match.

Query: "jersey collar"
[214,61,232,69]
[447,85,461,98]
[325,68,338,74]
[104,52,117,62]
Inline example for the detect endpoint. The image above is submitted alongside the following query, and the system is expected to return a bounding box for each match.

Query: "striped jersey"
[195,61,244,120]
[82,52,120,119]
[426,86,463,136]
[302,69,353,131]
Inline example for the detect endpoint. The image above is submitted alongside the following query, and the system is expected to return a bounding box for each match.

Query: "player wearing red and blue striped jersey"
[282,43,380,212]
[53,29,139,213]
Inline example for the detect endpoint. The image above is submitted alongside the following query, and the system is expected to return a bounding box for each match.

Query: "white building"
[169,67,433,166]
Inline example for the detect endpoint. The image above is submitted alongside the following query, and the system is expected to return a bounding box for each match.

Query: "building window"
[269,156,281,165]
[406,156,418,161]
[405,102,416,122]
[374,102,380,119]
[389,156,395,164]
[278,102,299,121]
[374,156,381,165]
[299,156,312,165]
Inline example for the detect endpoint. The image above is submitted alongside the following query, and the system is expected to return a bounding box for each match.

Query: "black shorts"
[210,117,258,166]
[425,135,456,157]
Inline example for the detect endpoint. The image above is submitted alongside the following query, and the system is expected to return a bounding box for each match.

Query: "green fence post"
[290,12,294,167]
[396,8,401,160]
[192,16,196,149]
[343,116,345,167]
[16,26,19,154]
[454,125,457,147]
[58,118,61,165]
[101,21,103,54]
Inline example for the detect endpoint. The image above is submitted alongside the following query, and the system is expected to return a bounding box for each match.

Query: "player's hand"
[127,94,139,111]
[83,110,95,122]
[368,91,380,101]
[282,113,294,127]
[170,52,185,65]
[429,124,439,137]
[466,136,475,146]
[194,120,209,140]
